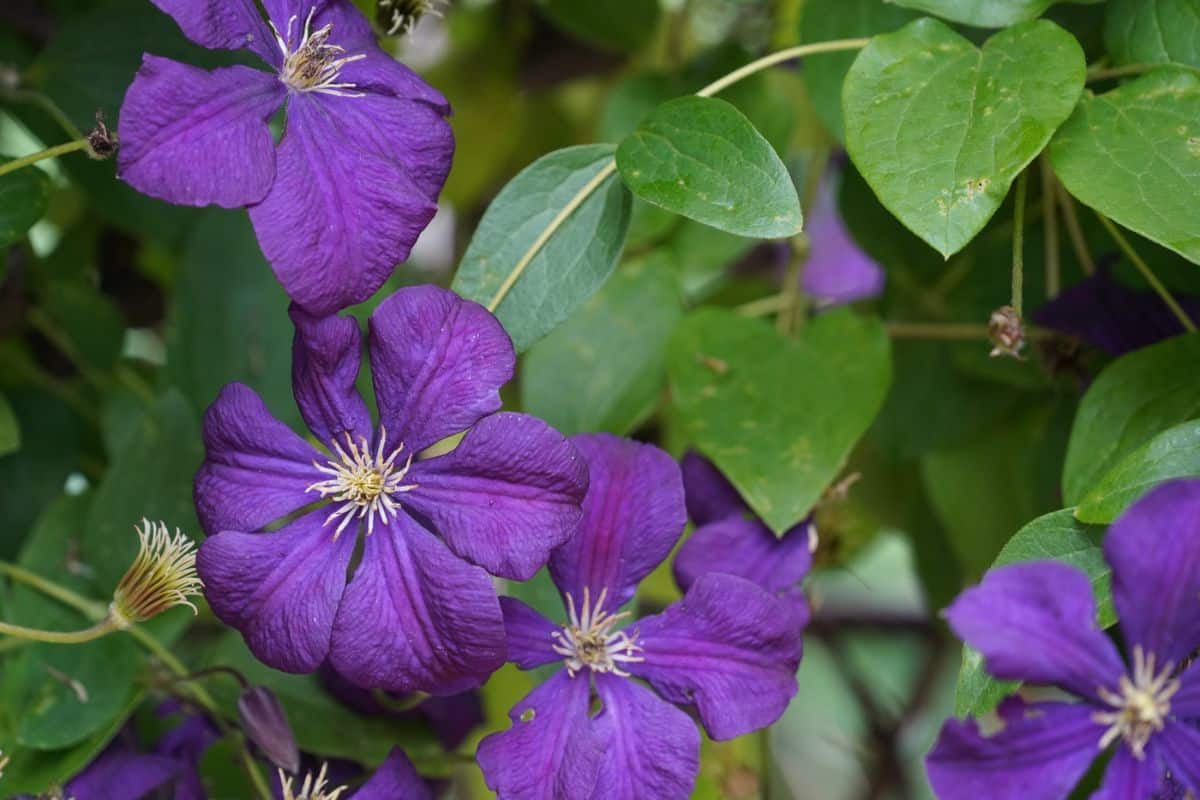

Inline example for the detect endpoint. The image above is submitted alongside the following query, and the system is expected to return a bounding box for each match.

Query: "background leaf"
[1076,419,1200,523]
[0,162,50,248]
[1104,0,1200,68]
[0,390,19,456]
[536,0,660,52]
[889,0,1098,27]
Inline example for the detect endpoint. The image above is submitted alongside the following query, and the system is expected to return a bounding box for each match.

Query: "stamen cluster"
[551,587,644,678]
[306,428,417,537]
[1093,645,1181,760]
[110,520,203,627]
[278,763,348,800]
[272,7,367,96]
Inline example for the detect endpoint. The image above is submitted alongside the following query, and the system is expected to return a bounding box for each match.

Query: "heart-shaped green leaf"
[616,96,803,239]
[889,0,1101,27]
[667,308,891,534]
[844,18,1085,257]
[1105,0,1200,68]
[1076,420,1200,524]
[1050,67,1200,265]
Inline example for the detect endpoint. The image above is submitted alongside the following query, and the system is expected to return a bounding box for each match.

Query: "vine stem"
[1055,181,1095,275]
[1011,171,1027,316]
[0,617,117,644]
[886,322,1054,341]
[1085,63,1200,82]
[484,37,872,312]
[0,138,91,178]
[1040,157,1060,298]
[1096,213,1197,333]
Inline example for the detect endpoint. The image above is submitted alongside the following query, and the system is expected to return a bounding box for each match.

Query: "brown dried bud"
[238,686,300,775]
[86,111,118,160]
[988,304,1025,359]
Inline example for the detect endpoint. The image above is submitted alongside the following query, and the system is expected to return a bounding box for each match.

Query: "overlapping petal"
[673,514,812,596]
[924,700,1102,800]
[549,435,686,611]
[500,596,562,671]
[1105,479,1200,666]
[150,0,278,64]
[680,451,746,526]
[477,672,604,800]
[118,57,283,209]
[289,305,371,444]
[327,512,505,694]
[404,413,587,580]
[591,673,700,800]
[193,383,323,535]
[352,748,432,800]
[629,573,801,740]
[1092,746,1165,800]
[65,734,179,800]
[197,511,356,673]
[368,286,514,453]
[1168,660,1200,719]
[1158,723,1200,796]
[943,562,1125,702]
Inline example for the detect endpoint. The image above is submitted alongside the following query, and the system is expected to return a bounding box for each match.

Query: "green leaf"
[616,97,802,239]
[954,509,1112,716]
[0,162,50,248]
[38,281,127,373]
[1062,333,1200,505]
[1076,420,1200,523]
[452,145,632,352]
[798,0,918,142]
[522,257,682,436]
[843,18,1085,257]
[1104,0,1200,68]
[889,0,1099,27]
[1050,67,1200,265]
[0,391,19,456]
[667,308,891,534]
[536,0,660,51]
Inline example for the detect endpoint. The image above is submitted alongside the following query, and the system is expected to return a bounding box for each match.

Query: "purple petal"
[65,742,179,800]
[197,511,355,673]
[368,285,514,454]
[118,56,282,208]
[628,573,802,740]
[591,673,700,800]
[943,562,1125,702]
[327,511,505,694]
[549,435,686,612]
[404,413,587,580]
[673,514,812,596]
[352,748,432,800]
[149,0,278,64]
[194,383,322,535]
[1168,660,1200,718]
[680,451,746,525]
[500,596,561,670]
[289,305,371,445]
[924,700,1102,800]
[1105,479,1200,666]
[1092,745,1165,800]
[1158,723,1200,796]
[800,175,884,307]
[248,94,439,315]
[477,671,604,800]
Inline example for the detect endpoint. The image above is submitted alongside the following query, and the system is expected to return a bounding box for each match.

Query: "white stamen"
[1093,645,1180,760]
[279,763,347,800]
[550,587,644,678]
[306,427,417,539]
[270,6,367,97]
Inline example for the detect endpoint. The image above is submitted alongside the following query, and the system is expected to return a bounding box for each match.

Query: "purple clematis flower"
[477,435,803,800]
[273,749,432,800]
[674,451,814,623]
[926,479,1200,799]
[118,0,453,314]
[800,163,885,308]
[194,285,587,693]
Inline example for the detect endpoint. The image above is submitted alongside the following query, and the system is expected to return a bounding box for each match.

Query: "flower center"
[1093,646,1181,760]
[551,587,644,678]
[271,7,366,96]
[306,427,416,538]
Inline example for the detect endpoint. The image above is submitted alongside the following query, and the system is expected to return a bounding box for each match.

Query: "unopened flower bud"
[86,111,118,160]
[988,304,1025,359]
[109,519,203,627]
[238,686,300,775]
[279,763,348,800]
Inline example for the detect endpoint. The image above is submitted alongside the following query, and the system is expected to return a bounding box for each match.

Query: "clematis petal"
[118,57,282,209]
[628,573,802,740]
[248,94,438,315]
[591,673,700,800]
[943,562,1125,702]
[549,435,686,612]
[289,305,371,445]
[924,699,1102,800]
[500,596,562,670]
[65,740,179,799]
[1158,723,1200,795]
[149,0,278,64]
[800,174,885,307]
[680,451,746,525]
[1104,479,1200,666]
[368,285,514,454]
[193,383,323,535]
[327,511,505,694]
[477,671,604,800]
[1168,660,1200,719]
[352,748,431,800]
[405,413,587,581]
[673,514,812,596]
[1092,745,1164,800]
[197,511,355,673]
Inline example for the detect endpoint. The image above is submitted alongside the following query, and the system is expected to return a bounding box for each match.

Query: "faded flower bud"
[110,519,203,627]
[279,763,348,800]
[86,111,118,160]
[238,686,300,775]
[988,304,1025,359]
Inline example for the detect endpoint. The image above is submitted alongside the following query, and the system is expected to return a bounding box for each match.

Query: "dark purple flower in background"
[275,749,432,800]
[118,0,453,314]
[675,452,813,623]
[477,435,803,800]
[194,285,587,693]
[800,165,885,308]
[926,479,1200,799]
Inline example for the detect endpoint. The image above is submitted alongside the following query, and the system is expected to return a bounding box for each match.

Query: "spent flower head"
[110,519,203,627]
[279,763,348,800]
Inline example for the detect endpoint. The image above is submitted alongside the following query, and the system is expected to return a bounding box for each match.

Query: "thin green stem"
[1055,181,1095,276]
[886,321,1054,341]
[0,561,106,618]
[1096,213,1197,333]
[0,87,86,140]
[0,617,118,644]
[1085,63,1200,83]
[0,138,91,179]
[737,293,793,318]
[1040,157,1060,298]
[695,38,871,98]
[1011,171,1027,317]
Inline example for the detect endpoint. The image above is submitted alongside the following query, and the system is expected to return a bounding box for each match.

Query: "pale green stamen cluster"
[306,427,417,538]
[271,7,367,97]
[1093,645,1181,760]
[551,587,644,678]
